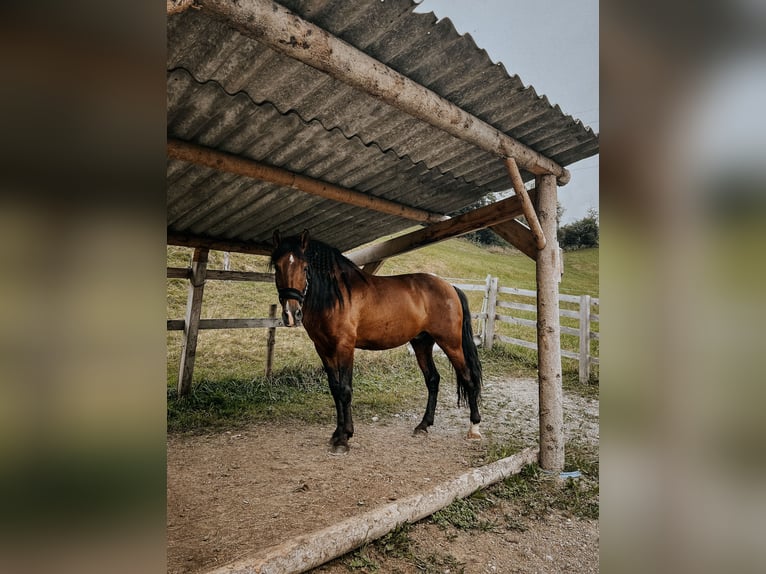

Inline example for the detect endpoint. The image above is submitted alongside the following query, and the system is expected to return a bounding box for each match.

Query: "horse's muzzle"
[281,301,303,327]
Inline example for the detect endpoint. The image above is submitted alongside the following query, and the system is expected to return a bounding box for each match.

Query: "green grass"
[167,365,330,432]
[429,439,599,542]
[560,248,599,297]
[340,522,466,574]
[167,347,429,432]
[494,442,599,521]
[431,490,499,531]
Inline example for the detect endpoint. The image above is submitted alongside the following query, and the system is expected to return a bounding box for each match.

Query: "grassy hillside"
[376,239,598,298]
[167,238,598,430]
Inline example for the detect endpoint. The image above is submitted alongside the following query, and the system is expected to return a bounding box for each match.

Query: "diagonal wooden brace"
[491,219,538,260]
[504,157,547,250]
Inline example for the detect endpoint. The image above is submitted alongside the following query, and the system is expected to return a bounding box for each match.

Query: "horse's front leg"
[323,353,355,454]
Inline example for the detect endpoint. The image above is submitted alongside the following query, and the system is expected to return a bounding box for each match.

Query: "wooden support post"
[579,295,592,383]
[535,174,564,471]
[503,157,547,250]
[178,248,208,396]
[265,304,277,377]
[484,277,499,350]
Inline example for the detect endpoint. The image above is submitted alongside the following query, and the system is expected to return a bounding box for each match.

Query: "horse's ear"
[272,230,281,248]
[300,229,310,250]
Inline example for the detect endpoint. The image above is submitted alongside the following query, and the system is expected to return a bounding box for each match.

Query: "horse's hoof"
[466,423,482,440]
[412,427,428,437]
[329,444,349,455]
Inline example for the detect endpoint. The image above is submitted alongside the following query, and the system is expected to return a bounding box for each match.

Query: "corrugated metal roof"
[167,0,598,253]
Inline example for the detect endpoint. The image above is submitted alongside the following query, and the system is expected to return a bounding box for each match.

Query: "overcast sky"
[414,0,599,224]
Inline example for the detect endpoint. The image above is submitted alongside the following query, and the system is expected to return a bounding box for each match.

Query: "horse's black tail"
[454,286,482,407]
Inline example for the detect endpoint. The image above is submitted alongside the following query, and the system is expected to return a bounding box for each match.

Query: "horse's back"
[352,272,462,350]
[366,271,458,309]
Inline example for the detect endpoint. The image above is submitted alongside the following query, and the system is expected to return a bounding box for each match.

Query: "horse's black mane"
[271,236,367,312]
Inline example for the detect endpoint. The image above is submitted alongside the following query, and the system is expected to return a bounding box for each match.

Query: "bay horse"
[271,229,482,454]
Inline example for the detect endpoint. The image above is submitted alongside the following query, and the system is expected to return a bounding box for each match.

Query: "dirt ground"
[167,377,599,573]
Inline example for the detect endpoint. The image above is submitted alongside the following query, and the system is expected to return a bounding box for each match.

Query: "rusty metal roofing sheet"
[167,0,598,253]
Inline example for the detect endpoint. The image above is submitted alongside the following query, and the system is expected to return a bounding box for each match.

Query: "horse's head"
[271,229,310,327]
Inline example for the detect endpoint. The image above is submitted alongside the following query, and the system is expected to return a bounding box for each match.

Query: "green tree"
[557,208,599,251]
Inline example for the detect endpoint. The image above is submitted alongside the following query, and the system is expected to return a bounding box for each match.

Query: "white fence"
[451,275,599,383]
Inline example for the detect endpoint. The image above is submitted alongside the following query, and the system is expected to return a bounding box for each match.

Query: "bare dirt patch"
[167,377,598,573]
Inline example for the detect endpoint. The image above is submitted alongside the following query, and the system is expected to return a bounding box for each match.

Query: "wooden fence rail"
[486,280,599,382]
[442,277,599,382]
[167,248,281,394]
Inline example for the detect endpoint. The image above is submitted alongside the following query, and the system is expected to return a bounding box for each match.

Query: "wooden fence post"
[265,304,277,377]
[484,276,499,350]
[478,274,491,344]
[178,247,208,396]
[536,174,564,471]
[579,294,592,383]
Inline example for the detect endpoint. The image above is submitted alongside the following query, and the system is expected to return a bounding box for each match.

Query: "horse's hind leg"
[439,342,482,440]
[411,333,440,435]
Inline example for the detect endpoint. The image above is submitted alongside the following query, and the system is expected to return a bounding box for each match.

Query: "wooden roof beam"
[360,217,539,274]
[168,139,449,225]
[346,193,533,266]
[198,0,571,186]
[167,231,273,255]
